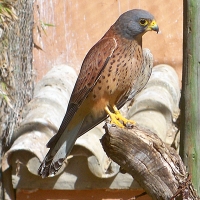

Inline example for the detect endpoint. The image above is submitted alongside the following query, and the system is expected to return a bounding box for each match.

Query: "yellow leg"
[105,105,136,128]
[113,105,136,126]
[105,106,124,128]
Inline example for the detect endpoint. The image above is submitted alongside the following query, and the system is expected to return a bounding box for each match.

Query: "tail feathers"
[38,142,72,178]
[38,120,83,178]
[38,154,65,178]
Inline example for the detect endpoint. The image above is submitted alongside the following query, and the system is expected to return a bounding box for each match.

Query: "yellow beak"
[147,19,159,33]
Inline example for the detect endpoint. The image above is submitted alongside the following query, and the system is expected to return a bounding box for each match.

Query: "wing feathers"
[38,37,117,177]
[69,37,117,107]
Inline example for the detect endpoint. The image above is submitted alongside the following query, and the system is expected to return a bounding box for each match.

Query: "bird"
[38,9,159,178]
[127,48,153,102]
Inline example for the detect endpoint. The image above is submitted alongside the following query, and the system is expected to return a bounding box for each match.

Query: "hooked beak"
[146,19,159,33]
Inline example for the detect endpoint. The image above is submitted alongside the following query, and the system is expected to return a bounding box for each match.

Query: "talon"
[113,105,136,126]
[105,105,136,128]
[126,122,135,129]
[109,113,124,128]
[105,106,124,128]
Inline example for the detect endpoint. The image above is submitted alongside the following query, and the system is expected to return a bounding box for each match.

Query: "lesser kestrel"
[38,9,159,178]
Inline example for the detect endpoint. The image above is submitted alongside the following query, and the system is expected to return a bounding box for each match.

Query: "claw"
[105,105,136,128]
[105,106,124,127]
[113,105,136,126]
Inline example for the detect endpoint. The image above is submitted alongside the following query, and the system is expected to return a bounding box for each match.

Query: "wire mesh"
[0,0,34,153]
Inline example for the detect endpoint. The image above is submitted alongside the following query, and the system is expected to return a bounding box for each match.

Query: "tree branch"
[101,123,200,200]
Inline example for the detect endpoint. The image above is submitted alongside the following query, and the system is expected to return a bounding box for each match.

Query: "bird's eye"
[139,19,148,26]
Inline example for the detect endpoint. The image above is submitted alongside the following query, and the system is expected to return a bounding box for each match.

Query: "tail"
[38,120,83,178]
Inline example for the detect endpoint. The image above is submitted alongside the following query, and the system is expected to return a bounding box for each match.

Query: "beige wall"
[33,0,183,85]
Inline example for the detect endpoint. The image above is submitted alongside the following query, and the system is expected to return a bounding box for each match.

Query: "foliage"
[0,0,17,108]
[0,0,18,30]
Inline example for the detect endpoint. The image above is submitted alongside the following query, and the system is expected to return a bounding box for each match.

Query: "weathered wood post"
[180,0,200,195]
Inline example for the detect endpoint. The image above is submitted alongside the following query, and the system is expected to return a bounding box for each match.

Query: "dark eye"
[139,19,148,26]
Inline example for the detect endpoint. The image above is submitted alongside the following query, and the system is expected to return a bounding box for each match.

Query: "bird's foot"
[113,109,136,127]
[105,106,136,128]
[109,112,125,128]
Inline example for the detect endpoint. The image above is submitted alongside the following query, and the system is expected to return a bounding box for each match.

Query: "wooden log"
[101,123,200,200]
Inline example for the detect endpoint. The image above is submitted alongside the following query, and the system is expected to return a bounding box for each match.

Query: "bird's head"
[114,9,159,40]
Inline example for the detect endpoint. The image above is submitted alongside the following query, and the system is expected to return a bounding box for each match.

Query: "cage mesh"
[0,0,34,153]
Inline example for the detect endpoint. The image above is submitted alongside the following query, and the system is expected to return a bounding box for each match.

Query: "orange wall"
[17,189,152,200]
[33,0,183,84]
